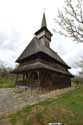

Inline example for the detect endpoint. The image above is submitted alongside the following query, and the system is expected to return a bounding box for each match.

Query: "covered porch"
[12,62,72,89]
[15,70,41,88]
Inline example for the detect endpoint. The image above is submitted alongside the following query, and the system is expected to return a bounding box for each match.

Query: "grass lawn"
[0,78,15,88]
[1,85,82,125]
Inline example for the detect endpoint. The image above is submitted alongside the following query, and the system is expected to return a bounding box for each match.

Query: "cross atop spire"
[41,12,47,28]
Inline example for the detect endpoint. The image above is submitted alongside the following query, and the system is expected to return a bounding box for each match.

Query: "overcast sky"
[0,0,83,75]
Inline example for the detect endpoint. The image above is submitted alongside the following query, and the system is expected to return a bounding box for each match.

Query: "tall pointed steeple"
[35,12,53,48]
[41,12,47,28]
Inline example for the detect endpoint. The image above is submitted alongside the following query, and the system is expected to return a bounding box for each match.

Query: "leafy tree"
[54,0,83,43]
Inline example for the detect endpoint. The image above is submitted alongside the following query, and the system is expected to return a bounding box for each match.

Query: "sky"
[0,0,83,75]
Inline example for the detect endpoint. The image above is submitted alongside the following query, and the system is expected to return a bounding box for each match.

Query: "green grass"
[1,85,83,125]
[36,112,44,120]
[0,78,15,88]
[26,118,32,125]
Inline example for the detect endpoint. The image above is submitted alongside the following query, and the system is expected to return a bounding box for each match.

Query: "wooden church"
[13,13,73,89]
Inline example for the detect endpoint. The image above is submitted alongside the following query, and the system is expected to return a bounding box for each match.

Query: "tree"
[0,65,8,78]
[0,65,13,78]
[78,57,83,77]
[73,57,83,84]
[54,0,83,43]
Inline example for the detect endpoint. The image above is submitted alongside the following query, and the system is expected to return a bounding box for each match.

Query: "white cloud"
[51,34,83,74]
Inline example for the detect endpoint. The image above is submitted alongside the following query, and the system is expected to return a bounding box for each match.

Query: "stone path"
[0,87,75,117]
[0,88,41,116]
[0,120,11,125]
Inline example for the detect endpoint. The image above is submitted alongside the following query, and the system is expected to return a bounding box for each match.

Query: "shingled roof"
[16,37,70,68]
[13,61,72,76]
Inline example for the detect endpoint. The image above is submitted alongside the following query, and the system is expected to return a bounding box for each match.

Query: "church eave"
[13,61,71,76]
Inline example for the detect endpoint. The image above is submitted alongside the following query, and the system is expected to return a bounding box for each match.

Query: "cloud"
[51,34,83,75]
[69,67,81,75]
[0,29,21,68]
[0,30,20,51]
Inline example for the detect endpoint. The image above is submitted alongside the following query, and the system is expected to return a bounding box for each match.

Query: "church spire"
[41,12,47,28]
[35,12,52,48]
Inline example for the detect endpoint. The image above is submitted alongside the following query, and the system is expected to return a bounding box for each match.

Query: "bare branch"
[54,0,83,43]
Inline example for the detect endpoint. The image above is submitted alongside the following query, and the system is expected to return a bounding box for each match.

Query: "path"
[0,87,75,117]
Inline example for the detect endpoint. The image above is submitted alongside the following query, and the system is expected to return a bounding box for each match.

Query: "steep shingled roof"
[16,37,70,68]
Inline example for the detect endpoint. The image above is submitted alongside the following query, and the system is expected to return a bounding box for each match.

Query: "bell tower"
[35,12,52,48]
